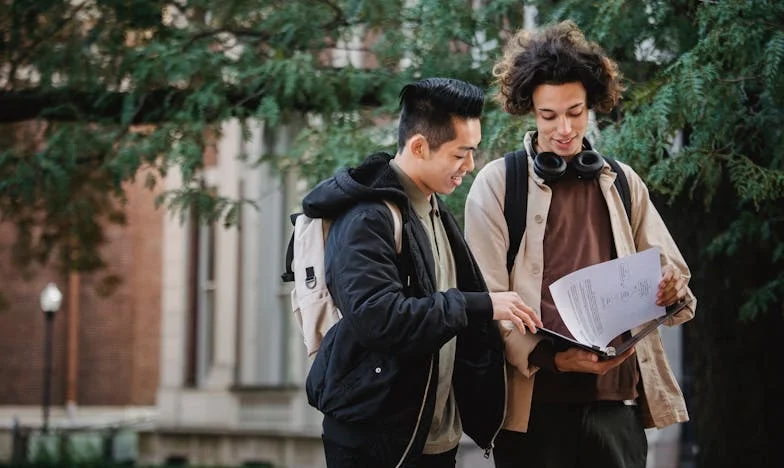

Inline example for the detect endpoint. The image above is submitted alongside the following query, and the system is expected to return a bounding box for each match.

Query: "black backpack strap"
[502,151,632,276]
[602,156,632,224]
[280,212,302,283]
[504,150,529,275]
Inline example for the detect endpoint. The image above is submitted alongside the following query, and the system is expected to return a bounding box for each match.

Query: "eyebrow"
[537,102,585,113]
[458,143,480,151]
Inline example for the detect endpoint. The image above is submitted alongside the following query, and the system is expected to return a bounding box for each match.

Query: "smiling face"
[407,116,481,197]
[532,81,589,161]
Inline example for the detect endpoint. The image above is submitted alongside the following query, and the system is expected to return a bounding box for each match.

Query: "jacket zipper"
[395,357,434,468]
[483,358,508,459]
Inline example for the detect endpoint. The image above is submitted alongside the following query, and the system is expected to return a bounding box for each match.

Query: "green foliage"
[3,0,780,308]
[0,0,531,276]
[283,111,396,186]
[564,1,784,317]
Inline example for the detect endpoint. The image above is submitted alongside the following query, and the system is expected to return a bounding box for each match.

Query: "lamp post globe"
[40,282,63,314]
[39,282,62,434]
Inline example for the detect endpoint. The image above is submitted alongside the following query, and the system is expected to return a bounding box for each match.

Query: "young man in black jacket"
[304,77,542,468]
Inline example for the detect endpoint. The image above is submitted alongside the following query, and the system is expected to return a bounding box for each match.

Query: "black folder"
[536,299,692,360]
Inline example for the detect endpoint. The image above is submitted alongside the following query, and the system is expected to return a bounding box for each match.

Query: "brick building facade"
[0,173,163,407]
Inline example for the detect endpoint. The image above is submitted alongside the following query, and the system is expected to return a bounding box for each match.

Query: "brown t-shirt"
[530,172,640,403]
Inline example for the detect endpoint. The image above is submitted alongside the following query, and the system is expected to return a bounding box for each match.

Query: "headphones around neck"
[530,133,605,181]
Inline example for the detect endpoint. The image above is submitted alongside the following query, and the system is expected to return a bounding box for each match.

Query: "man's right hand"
[553,347,636,375]
[489,291,542,334]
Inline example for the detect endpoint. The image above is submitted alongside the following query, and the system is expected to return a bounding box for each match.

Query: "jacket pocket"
[307,328,400,424]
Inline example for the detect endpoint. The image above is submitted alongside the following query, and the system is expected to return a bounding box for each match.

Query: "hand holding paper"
[539,248,691,359]
[553,346,636,375]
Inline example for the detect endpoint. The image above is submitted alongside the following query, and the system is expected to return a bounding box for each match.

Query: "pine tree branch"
[182,27,274,51]
[720,73,763,83]
[318,0,353,30]
[0,82,385,124]
[4,1,89,90]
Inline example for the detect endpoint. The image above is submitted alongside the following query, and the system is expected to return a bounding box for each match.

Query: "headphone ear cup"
[533,151,567,181]
[571,150,604,179]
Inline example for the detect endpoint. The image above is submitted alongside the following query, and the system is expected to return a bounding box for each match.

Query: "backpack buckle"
[305,266,317,289]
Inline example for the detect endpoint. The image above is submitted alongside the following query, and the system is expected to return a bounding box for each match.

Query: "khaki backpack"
[281,201,403,358]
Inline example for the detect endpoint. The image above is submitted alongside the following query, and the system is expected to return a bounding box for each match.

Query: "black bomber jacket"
[304,152,506,466]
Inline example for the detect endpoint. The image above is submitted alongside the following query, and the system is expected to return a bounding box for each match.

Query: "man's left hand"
[657,264,688,306]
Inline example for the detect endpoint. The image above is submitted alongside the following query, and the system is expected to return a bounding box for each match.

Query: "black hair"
[397,77,484,151]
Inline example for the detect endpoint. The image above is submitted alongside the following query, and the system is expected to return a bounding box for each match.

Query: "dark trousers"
[492,401,648,468]
[323,436,458,468]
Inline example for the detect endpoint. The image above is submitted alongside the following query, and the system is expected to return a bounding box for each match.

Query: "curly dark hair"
[493,20,625,116]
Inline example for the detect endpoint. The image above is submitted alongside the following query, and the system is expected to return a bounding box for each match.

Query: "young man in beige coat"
[465,21,697,468]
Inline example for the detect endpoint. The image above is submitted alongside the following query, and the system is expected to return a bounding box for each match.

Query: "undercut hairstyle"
[493,20,625,116]
[397,77,484,151]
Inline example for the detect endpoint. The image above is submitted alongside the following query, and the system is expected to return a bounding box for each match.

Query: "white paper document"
[548,247,665,349]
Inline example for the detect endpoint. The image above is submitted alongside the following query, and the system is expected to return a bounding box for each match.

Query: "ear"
[408,134,430,160]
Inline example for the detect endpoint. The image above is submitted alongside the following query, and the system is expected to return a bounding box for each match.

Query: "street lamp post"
[40,283,62,434]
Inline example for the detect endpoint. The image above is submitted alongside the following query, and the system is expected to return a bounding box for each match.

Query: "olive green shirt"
[390,160,461,454]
